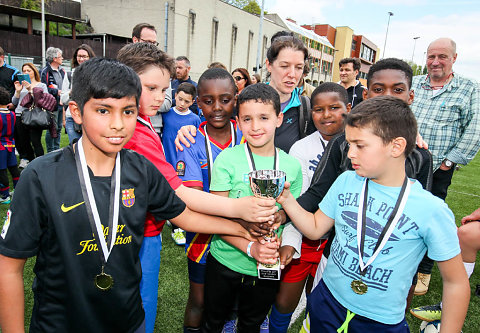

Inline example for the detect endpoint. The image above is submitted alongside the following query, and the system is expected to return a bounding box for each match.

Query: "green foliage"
[76,22,94,35]
[224,0,250,8]
[406,60,426,76]
[243,0,262,15]
[21,0,41,11]
[48,22,74,37]
[223,0,265,15]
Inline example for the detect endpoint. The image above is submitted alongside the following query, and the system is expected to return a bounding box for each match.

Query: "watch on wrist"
[444,159,453,168]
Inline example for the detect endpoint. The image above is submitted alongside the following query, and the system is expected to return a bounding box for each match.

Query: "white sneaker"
[171,228,186,245]
[19,159,29,169]
[0,196,11,204]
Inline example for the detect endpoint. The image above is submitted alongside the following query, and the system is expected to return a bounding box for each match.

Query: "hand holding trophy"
[248,169,286,280]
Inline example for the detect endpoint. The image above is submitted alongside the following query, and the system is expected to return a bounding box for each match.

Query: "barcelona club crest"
[122,188,135,207]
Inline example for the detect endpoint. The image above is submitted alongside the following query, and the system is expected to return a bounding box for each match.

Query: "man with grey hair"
[409,37,480,298]
[41,47,65,152]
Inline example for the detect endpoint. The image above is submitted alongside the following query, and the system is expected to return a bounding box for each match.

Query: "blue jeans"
[139,234,163,333]
[45,107,62,152]
[65,116,82,144]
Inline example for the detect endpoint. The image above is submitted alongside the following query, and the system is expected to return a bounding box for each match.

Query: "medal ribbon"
[75,138,121,264]
[244,143,278,172]
[204,122,236,187]
[356,176,411,276]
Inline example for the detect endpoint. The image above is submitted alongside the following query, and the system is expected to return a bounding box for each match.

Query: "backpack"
[298,95,311,139]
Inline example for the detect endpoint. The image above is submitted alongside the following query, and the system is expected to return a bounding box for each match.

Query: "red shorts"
[281,238,327,283]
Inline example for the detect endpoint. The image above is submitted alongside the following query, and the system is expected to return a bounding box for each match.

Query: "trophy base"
[257,259,281,280]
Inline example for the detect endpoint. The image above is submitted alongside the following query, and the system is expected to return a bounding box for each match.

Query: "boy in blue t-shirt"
[176,68,244,332]
[202,83,303,332]
[277,96,470,332]
[163,82,200,167]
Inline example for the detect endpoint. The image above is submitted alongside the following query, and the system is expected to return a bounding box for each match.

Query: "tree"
[223,0,250,8]
[242,0,262,15]
[406,60,425,77]
[223,0,265,15]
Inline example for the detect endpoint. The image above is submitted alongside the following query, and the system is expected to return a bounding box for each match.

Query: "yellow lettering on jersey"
[77,224,131,255]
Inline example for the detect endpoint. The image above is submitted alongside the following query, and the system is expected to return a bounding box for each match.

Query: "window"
[360,44,375,62]
[229,24,238,70]
[351,39,357,53]
[247,30,254,70]
[187,10,196,58]
[210,17,219,62]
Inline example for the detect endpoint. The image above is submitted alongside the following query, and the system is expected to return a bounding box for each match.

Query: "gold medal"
[95,266,114,291]
[351,279,368,295]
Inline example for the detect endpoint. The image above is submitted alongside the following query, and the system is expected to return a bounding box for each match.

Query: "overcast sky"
[264,0,479,81]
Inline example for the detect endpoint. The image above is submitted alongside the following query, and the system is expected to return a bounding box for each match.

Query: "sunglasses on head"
[234,76,245,81]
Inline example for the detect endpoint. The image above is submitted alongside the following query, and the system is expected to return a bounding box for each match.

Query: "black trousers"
[417,166,455,274]
[14,116,44,161]
[202,254,279,333]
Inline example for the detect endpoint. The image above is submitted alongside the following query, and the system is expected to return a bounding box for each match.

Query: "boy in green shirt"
[202,83,303,331]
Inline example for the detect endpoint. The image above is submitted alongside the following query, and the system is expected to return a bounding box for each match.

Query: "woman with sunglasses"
[232,68,252,94]
[61,44,96,143]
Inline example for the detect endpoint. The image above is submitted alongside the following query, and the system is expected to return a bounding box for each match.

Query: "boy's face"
[197,78,236,129]
[237,101,283,151]
[346,125,400,181]
[175,91,194,112]
[311,92,351,141]
[70,96,138,158]
[138,66,170,117]
[364,69,414,105]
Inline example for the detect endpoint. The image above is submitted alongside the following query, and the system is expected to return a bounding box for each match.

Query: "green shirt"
[209,143,303,276]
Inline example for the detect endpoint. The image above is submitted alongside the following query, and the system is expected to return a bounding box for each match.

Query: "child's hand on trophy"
[276,181,292,206]
[251,235,280,265]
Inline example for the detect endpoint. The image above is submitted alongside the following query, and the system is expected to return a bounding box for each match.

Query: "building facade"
[81,0,292,80]
[267,15,334,85]
[302,24,380,85]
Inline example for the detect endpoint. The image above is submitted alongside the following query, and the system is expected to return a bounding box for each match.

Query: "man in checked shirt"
[410,37,480,295]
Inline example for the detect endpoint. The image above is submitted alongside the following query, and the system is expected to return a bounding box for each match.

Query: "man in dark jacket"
[338,57,365,108]
[41,47,65,152]
[0,46,19,107]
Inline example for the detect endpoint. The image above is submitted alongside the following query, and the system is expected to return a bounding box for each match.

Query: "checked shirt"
[411,73,480,171]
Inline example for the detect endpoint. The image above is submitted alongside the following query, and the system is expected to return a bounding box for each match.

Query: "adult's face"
[266,47,305,96]
[175,60,190,80]
[133,28,157,44]
[426,40,457,81]
[76,49,90,65]
[339,62,358,84]
[0,55,4,67]
[53,52,63,66]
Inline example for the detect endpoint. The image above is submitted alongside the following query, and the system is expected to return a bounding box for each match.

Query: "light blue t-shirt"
[319,171,460,324]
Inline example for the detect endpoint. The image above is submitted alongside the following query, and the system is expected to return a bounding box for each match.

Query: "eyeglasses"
[77,55,90,59]
[140,39,159,46]
[234,76,245,82]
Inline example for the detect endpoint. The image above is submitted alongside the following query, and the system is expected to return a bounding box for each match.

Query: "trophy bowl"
[248,170,286,199]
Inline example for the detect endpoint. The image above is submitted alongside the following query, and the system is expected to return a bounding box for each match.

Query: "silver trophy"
[248,170,286,280]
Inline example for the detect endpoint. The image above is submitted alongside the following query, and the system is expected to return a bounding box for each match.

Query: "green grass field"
[1,133,479,332]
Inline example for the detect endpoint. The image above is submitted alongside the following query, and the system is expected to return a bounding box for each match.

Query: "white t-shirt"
[289,131,329,194]
[283,131,329,258]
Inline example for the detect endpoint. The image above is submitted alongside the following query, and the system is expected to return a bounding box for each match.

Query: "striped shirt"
[411,73,480,171]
